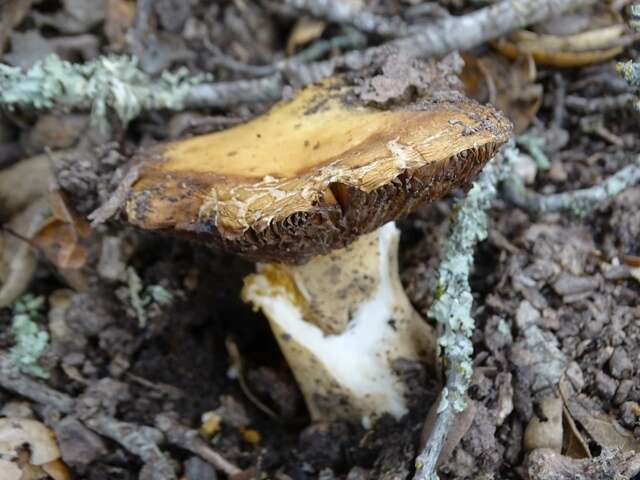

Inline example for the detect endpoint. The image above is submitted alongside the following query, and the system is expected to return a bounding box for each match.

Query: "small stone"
[515,300,541,331]
[318,468,336,480]
[184,456,217,480]
[619,401,640,429]
[594,371,618,401]
[54,416,107,467]
[614,379,634,405]
[609,347,633,379]
[512,153,538,185]
[552,273,599,296]
[214,395,250,429]
[594,346,614,369]
[548,160,568,183]
[346,467,369,480]
[97,236,128,282]
[0,401,34,419]
[565,362,585,392]
[523,395,563,453]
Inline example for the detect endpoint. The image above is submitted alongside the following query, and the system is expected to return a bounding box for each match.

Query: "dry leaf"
[563,405,591,459]
[104,0,136,51]
[0,154,53,220]
[492,6,636,67]
[560,376,640,453]
[420,397,477,466]
[0,198,49,307]
[286,16,326,55]
[462,52,542,134]
[32,190,94,290]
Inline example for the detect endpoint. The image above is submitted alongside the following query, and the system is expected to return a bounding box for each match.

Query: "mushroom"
[125,74,511,424]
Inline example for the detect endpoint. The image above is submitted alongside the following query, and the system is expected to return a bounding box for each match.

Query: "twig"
[0,55,206,135]
[2,0,599,115]
[155,414,242,477]
[412,151,511,480]
[565,93,637,114]
[85,415,176,480]
[336,0,598,71]
[0,356,243,479]
[502,154,640,216]
[0,354,75,414]
[184,75,284,109]
[283,0,410,36]
[207,29,366,77]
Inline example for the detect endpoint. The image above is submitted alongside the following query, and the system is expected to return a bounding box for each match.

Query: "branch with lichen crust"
[502,153,640,217]
[412,151,512,480]
[1,0,600,122]
[0,55,207,135]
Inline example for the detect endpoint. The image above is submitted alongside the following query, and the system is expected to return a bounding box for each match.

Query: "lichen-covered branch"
[0,55,206,135]
[412,151,512,480]
[0,0,600,118]
[502,154,640,217]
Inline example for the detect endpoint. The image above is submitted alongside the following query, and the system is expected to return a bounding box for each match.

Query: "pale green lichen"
[516,132,549,170]
[9,294,49,379]
[127,267,174,328]
[0,54,208,136]
[414,149,512,480]
[429,154,510,413]
[618,4,640,110]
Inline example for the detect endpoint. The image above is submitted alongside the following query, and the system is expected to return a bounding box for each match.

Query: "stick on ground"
[503,153,640,216]
[413,152,511,480]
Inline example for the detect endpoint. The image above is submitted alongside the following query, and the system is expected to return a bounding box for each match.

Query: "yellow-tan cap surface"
[126,79,511,263]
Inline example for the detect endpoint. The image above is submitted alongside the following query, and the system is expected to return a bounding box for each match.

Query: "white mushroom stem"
[242,222,436,425]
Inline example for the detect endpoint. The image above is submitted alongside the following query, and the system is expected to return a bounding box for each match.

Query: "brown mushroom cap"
[126,78,511,263]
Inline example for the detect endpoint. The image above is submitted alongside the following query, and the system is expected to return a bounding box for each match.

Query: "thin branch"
[2,0,600,115]
[0,354,75,414]
[502,153,640,216]
[413,151,511,480]
[338,0,598,70]
[565,93,637,114]
[207,29,366,77]
[184,74,284,109]
[155,414,242,477]
[85,415,176,480]
[283,0,410,37]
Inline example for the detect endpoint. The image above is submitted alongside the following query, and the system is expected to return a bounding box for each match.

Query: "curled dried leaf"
[493,6,635,67]
[32,190,95,290]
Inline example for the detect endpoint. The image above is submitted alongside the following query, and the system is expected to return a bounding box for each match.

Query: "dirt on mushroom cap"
[126,77,511,263]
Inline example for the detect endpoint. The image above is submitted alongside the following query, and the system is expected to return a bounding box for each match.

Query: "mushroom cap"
[126,78,511,263]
